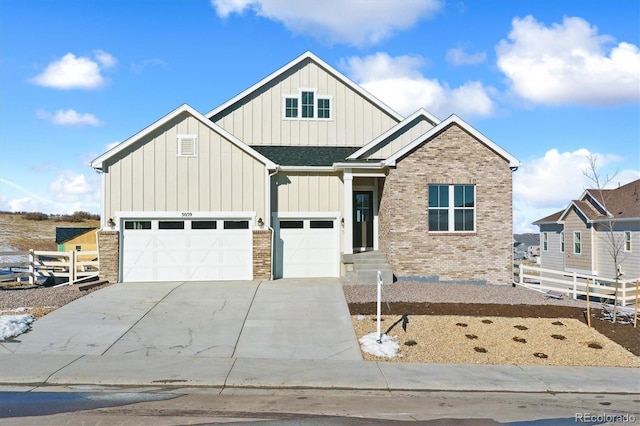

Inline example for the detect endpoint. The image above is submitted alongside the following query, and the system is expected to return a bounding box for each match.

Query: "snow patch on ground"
[0,313,34,340]
[359,332,400,358]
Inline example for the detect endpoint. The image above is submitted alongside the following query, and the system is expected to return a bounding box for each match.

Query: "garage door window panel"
[124,220,151,230]
[191,220,217,229]
[159,221,185,229]
[224,220,249,229]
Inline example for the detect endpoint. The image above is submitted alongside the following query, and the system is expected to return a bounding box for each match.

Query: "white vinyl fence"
[518,264,639,307]
[0,250,99,286]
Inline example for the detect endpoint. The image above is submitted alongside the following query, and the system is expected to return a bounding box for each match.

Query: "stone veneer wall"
[253,229,272,279]
[378,124,514,285]
[98,230,120,283]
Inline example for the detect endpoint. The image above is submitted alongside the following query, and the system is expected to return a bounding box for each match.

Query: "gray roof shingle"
[250,146,360,167]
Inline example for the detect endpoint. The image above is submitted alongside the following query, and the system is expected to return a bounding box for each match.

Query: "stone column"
[253,229,272,280]
[98,230,120,283]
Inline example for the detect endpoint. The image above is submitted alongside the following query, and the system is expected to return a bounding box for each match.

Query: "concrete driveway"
[2,279,363,361]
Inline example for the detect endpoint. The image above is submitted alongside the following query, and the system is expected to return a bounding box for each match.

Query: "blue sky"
[0,0,638,233]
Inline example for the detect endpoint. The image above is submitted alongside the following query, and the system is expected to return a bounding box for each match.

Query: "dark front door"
[353,191,373,250]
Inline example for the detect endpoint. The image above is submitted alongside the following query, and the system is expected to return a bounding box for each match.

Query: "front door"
[353,191,374,250]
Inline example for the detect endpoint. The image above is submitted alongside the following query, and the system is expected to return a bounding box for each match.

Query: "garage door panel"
[122,217,253,282]
[278,217,338,278]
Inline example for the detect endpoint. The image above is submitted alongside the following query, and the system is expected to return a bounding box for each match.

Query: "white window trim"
[282,89,332,121]
[428,184,476,233]
[542,232,548,252]
[177,134,198,157]
[573,231,582,255]
[560,231,564,253]
[624,231,632,252]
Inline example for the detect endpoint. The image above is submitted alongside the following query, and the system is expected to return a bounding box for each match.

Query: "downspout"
[267,168,279,280]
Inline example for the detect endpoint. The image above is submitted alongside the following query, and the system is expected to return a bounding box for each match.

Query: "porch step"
[342,251,394,285]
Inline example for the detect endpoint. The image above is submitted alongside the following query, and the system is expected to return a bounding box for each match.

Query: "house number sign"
[181,212,193,217]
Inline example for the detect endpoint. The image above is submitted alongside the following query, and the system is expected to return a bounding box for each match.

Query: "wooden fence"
[0,250,99,286]
[518,263,639,307]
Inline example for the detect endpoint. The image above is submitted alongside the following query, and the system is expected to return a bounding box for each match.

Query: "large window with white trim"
[428,184,475,232]
[283,89,331,120]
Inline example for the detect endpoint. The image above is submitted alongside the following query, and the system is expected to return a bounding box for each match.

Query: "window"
[310,220,333,228]
[573,231,581,254]
[192,220,217,230]
[224,220,249,229]
[283,90,331,120]
[542,233,548,251]
[301,91,314,118]
[285,98,298,118]
[624,231,632,252]
[280,220,303,229]
[317,98,330,118]
[177,135,197,156]
[124,220,151,230]
[159,221,185,230]
[560,231,564,253]
[428,184,475,232]
[75,245,82,252]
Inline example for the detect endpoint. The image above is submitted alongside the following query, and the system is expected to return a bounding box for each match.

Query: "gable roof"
[347,108,441,160]
[90,104,276,171]
[532,211,563,225]
[383,114,520,168]
[205,51,404,122]
[251,146,359,167]
[533,178,640,226]
[583,179,640,220]
[55,227,95,244]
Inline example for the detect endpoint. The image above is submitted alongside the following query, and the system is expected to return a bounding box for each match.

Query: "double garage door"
[275,216,339,278]
[121,217,252,282]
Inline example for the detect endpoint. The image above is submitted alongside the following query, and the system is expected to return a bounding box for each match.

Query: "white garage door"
[276,217,339,278]
[121,218,252,282]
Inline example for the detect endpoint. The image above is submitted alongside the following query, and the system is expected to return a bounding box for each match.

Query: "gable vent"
[177,135,197,156]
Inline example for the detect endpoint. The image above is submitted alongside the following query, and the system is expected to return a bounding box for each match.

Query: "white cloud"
[37,109,102,127]
[31,51,116,90]
[0,173,100,215]
[211,0,442,46]
[131,58,168,74]
[341,52,496,118]
[446,46,486,66]
[49,170,99,204]
[512,148,640,233]
[496,16,640,106]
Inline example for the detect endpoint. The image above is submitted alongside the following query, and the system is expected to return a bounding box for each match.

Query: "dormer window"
[283,89,331,120]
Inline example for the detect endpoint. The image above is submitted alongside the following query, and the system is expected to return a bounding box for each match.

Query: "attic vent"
[177,135,197,156]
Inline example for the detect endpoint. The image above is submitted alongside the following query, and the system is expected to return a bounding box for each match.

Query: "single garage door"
[276,217,339,278]
[121,218,252,282]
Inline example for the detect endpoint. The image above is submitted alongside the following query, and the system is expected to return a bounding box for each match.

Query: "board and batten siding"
[273,172,343,213]
[365,117,435,159]
[212,59,399,147]
[102,112,266,221]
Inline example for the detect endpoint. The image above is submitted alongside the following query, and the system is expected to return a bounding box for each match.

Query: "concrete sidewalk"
[0,353,638,394]
[0,279,638,394]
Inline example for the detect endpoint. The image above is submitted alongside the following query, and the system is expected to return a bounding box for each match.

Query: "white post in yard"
[376,270,382,343]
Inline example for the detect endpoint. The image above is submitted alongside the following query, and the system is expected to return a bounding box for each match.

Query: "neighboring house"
[90,51,519,285]
[55,227,97,253]
[533,179,640,279]
[513,234,540,260]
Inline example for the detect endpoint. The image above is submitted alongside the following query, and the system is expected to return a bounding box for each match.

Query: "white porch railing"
[518,264,639,307]
[0,250,99,286]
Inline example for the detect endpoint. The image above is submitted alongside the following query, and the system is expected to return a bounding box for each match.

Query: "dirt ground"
[349,302,640,366]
